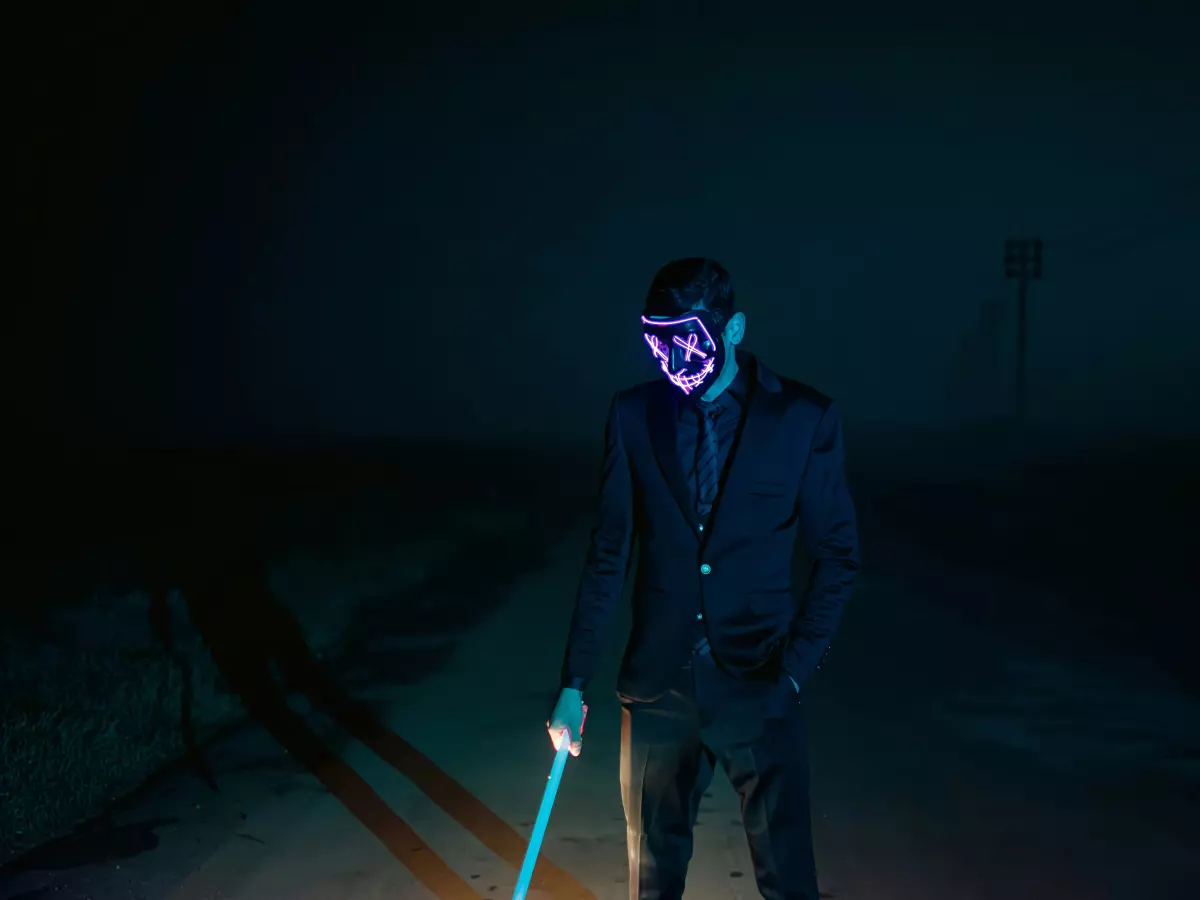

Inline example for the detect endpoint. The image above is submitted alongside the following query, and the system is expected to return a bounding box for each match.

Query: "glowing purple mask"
[641,312,727,396]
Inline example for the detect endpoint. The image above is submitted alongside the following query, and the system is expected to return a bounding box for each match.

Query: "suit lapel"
[705,356,787,536]
[647,382,702,539]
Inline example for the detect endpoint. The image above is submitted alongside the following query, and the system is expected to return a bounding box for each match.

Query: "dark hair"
[642,258,736,327]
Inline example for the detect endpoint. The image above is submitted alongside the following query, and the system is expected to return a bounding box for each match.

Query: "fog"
[16,0,1200,447]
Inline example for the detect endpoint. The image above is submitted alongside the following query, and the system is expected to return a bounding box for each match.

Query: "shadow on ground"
[165,525,593,899]
[1,442,597,894]
[0,819,179,873]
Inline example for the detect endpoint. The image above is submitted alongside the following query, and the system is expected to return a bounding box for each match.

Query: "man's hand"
[547,687,586,756]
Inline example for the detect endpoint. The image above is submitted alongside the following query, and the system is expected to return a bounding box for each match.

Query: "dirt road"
[3,523,1198,900]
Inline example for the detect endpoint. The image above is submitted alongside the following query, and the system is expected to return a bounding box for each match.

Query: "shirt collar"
[678,357,751,418]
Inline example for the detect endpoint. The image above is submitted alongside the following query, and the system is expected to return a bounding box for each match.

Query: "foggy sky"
[17,0,1200,446]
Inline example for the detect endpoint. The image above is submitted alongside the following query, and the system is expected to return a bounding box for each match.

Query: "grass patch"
[0,590,239,863]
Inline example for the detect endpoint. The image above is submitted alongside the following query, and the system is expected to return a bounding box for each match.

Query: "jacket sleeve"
[782,401,860,687]
[559,393,636,692]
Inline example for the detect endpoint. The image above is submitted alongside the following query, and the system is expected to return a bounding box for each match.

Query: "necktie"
[695,400,720,516]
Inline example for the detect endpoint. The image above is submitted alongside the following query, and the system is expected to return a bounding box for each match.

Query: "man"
[547,258,860,900]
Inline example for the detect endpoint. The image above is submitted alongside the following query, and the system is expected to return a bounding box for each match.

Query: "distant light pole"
[1004,237,1043,424]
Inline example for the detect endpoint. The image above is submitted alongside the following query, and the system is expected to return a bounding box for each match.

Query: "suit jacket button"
[700,563,712,575]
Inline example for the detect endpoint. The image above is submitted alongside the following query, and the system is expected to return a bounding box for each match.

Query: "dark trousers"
[619,647,818,900]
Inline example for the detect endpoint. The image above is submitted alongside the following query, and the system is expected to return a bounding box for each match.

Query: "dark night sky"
[15,0,1200,447]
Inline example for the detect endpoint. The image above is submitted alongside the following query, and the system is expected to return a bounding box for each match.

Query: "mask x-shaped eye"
[644,333,669,363]
[672,333,707,361]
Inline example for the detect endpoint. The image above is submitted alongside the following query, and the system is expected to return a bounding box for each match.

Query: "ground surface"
[2,443,1198,900]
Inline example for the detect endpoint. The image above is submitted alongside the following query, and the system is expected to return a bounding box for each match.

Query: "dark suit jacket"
[561,352,860,701]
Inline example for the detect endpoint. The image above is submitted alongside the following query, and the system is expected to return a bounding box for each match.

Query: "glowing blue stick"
[512,730,574,900]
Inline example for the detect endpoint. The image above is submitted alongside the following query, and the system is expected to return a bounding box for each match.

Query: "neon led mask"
[641,312,727,396]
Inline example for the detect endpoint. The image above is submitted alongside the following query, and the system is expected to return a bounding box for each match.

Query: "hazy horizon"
[14,0,1199,447]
